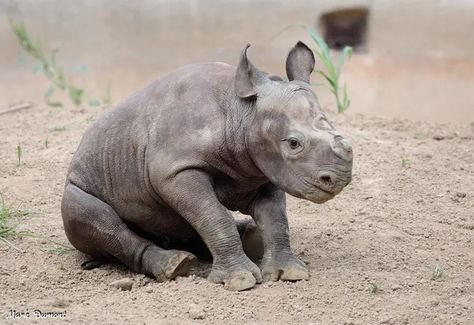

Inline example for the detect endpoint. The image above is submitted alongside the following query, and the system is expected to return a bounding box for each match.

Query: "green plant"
[305,26,352,113]
[10,19,109,108]
[278,25,352,113]
[51,126,67,132]
[401,155,408,167]
[432,264,444,280]
[88,99,101,107]
[44,136,49,149]
[0,196,28,251]
[0,197,15,238]
[368,282,383,294]
[414,132,425,139]
[10,19,84,107]
[16,143,22,166]
[42,244,74,255]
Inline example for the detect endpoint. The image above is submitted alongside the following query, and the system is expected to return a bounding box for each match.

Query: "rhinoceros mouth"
[315,186,335,196]
[302,178,336,197]
[306,187,335,204]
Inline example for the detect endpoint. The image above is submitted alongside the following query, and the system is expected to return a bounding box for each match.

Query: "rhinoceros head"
[235,42,353,203]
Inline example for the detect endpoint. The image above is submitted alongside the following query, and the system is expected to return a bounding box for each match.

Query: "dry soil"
[0,104,473,324]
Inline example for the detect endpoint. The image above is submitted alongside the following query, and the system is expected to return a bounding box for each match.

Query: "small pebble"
[109,278,134,291]
[50,298,69,308]
[391,284,402,291]
[188,303,206,320]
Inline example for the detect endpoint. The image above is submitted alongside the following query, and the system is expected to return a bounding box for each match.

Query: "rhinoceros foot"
[147,249,197,282]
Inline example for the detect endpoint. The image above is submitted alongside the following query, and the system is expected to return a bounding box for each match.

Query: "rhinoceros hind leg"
[61,183,196,281]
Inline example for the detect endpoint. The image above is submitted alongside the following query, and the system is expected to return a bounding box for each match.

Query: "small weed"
[87,99,101,107]
[85,116,94,123]
[51,126,66,132]
[42,244,74,255]
[0,197,15,238]
[401,155,408,167]
[305,26,352,113]
[44,136,49,149]
[414,132,425,139]
[0,196,29,251]
[432,264,444,280]
[10,19,84,107]
[0,198,28,238]
[16,143,22,166]
[368,282,383,294]
[11,19,112,109]
[44,85,64,108]
[58,263,66,271]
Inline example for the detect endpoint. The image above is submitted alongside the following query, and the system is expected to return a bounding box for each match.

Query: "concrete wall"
[370,0,474,58]
[1,0,473,122]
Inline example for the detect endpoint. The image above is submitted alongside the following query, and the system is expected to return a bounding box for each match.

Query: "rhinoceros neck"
[216,77,266,181]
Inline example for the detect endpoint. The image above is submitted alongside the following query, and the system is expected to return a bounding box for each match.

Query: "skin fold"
[61,41,353,291]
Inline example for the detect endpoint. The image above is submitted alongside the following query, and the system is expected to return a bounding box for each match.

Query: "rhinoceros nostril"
[318,172,335,187]
[320,175,331,183]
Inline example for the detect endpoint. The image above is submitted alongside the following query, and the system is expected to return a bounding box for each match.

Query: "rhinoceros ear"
[286,41,315,84]
[235,44,259,98]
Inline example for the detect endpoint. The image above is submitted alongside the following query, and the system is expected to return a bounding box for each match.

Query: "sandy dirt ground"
[0,103,473,324]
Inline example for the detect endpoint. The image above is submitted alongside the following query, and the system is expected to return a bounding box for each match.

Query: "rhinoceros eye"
[288,137,301,150]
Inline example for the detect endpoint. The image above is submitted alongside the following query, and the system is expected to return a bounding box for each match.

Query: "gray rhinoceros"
[61,42,353,291]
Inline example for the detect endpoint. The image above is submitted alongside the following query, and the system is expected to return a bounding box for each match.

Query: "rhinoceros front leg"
[156,169,262,291]
[250,183,309,282]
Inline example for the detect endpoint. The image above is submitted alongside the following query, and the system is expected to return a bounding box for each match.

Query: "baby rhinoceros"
[61,41,353,291]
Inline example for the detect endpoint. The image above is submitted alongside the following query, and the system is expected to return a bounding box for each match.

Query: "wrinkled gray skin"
[61,41,353,291]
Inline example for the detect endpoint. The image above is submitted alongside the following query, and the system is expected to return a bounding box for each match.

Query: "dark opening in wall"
[319,7,369,51]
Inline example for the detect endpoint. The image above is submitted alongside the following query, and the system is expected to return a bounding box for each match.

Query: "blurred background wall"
[1,0,473,122]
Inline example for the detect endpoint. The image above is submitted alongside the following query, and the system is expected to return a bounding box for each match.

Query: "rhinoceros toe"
[208,256,262,291]
[261,255,309,282]
[223,271,257,291]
